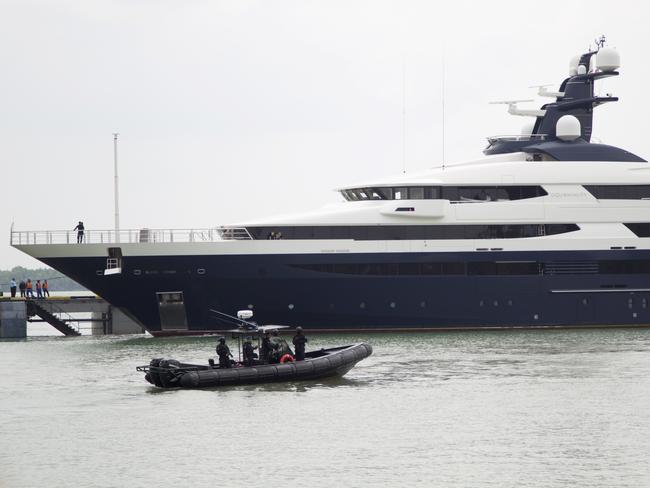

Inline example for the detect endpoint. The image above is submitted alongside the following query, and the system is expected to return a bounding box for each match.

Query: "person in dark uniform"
[292,326,308,361]
[73,221,85,243]
[260,331,272,363]
[242,339,257,367]
[19,280,26,298]
[216,337,232,368]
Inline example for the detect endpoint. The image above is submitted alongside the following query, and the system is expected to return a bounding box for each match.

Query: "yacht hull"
[31,249,650,334]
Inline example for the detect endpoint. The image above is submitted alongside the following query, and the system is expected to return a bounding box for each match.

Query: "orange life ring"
[280,354,294,363]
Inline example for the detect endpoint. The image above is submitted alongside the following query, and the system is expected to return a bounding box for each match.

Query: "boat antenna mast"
[113,132,120,242]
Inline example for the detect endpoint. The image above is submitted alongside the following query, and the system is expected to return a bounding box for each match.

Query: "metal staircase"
[26,300,81,336]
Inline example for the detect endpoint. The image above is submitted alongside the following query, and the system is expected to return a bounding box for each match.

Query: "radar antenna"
[595,35,606,51]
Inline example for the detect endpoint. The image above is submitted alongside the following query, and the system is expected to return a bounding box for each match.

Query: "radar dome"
[569,55,580,76]
[237,310,254,320]
[596,47,620,71]
[556,115,581,141]
[577,64,587,75]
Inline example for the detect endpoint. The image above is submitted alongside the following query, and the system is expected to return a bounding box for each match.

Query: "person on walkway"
[19,280,26,297]
[73,221,85,243]
[242,339,257,366]
[10,278,17,298]
[42,280,50,298]
[26,279,33,298]
[216,337,232,368]
[292,326,308,361]
[35,280,42,298]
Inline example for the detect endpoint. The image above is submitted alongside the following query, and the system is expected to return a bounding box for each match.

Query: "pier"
[0,296,144,338]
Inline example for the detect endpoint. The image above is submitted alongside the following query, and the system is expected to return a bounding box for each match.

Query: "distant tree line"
[0,267,87,292]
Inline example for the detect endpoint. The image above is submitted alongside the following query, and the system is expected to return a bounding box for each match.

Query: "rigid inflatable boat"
[137,342,372,388]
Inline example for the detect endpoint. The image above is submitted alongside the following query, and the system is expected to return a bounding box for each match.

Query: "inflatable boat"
[137,342,373,388]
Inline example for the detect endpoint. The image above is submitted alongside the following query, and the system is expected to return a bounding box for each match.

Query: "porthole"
[197,268,206,275]
[389,302,396,309]
[360,302,366,309]
[493,300,499,307]
[533,314,539,320]
[288,304,294,310]
[420,301,426,308]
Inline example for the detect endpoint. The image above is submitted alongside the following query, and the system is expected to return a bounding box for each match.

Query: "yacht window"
[394,187,407,200]
[376,187,393,199]
[585,185,650,200]
[408,187,425,200]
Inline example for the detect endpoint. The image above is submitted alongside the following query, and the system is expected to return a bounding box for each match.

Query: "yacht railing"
[9,227,243,245]
[486,134,549,144]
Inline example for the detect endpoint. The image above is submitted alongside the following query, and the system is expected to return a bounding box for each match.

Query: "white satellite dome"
[237,309,254,320]
[556,115,581,141]
[569,55,580,76]
[577,64,587,75]
[596,47,620,72]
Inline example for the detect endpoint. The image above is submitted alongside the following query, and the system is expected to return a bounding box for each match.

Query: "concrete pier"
[0,297,144,337]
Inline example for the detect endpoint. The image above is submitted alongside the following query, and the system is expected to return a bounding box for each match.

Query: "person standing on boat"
[243,339,257,366]
[216,337,233,368]
[9,278,17,298]
[42,280,50,298]
[19,280,26,297]
[26,279,33,298]
[35,280,42,298]
[261,330,272,363]
[74,221,85,243]
[292,326,308,361]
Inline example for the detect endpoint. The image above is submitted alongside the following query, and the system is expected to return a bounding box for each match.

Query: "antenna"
[113,132,120,242]
[595,34,606,51]
[441,44,446,170]
[401,54,406,174]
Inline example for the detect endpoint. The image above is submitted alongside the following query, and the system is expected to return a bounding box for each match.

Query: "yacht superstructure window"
[624,223,650,237]
[585,185,650,199]
[246,224,579,240]
[340,185,547,201]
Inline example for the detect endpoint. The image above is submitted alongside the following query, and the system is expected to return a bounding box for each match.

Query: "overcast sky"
[2,0,649,269]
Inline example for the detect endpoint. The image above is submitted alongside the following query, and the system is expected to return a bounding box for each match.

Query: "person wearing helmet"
[260,331,272,364]
[242,339,258,367]
[216,337,233,368]
[292,326,308,361]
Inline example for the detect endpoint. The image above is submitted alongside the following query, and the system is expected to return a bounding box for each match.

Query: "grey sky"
[2,0,649,268]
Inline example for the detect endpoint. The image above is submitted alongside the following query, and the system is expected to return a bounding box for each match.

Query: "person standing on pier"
[293,326,308,361]
[10,278,17,298]
[35,280,42,298]
[42,280,49,298]
[74,221,85,243]
[19,280,25,297]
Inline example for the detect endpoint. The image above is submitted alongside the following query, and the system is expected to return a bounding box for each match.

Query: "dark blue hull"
[40,250,650,334]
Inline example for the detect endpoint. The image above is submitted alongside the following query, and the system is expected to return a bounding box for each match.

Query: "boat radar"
[484,37,632,161]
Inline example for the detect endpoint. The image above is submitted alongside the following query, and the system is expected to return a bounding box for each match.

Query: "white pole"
[113,133,120,242]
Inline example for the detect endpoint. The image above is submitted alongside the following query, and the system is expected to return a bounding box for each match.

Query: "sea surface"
[1,328,650,488]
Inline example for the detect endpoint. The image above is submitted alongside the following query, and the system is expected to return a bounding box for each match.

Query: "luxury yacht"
[12,40,650,335]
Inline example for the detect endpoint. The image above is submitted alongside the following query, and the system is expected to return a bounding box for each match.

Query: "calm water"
[2,329,650,488]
